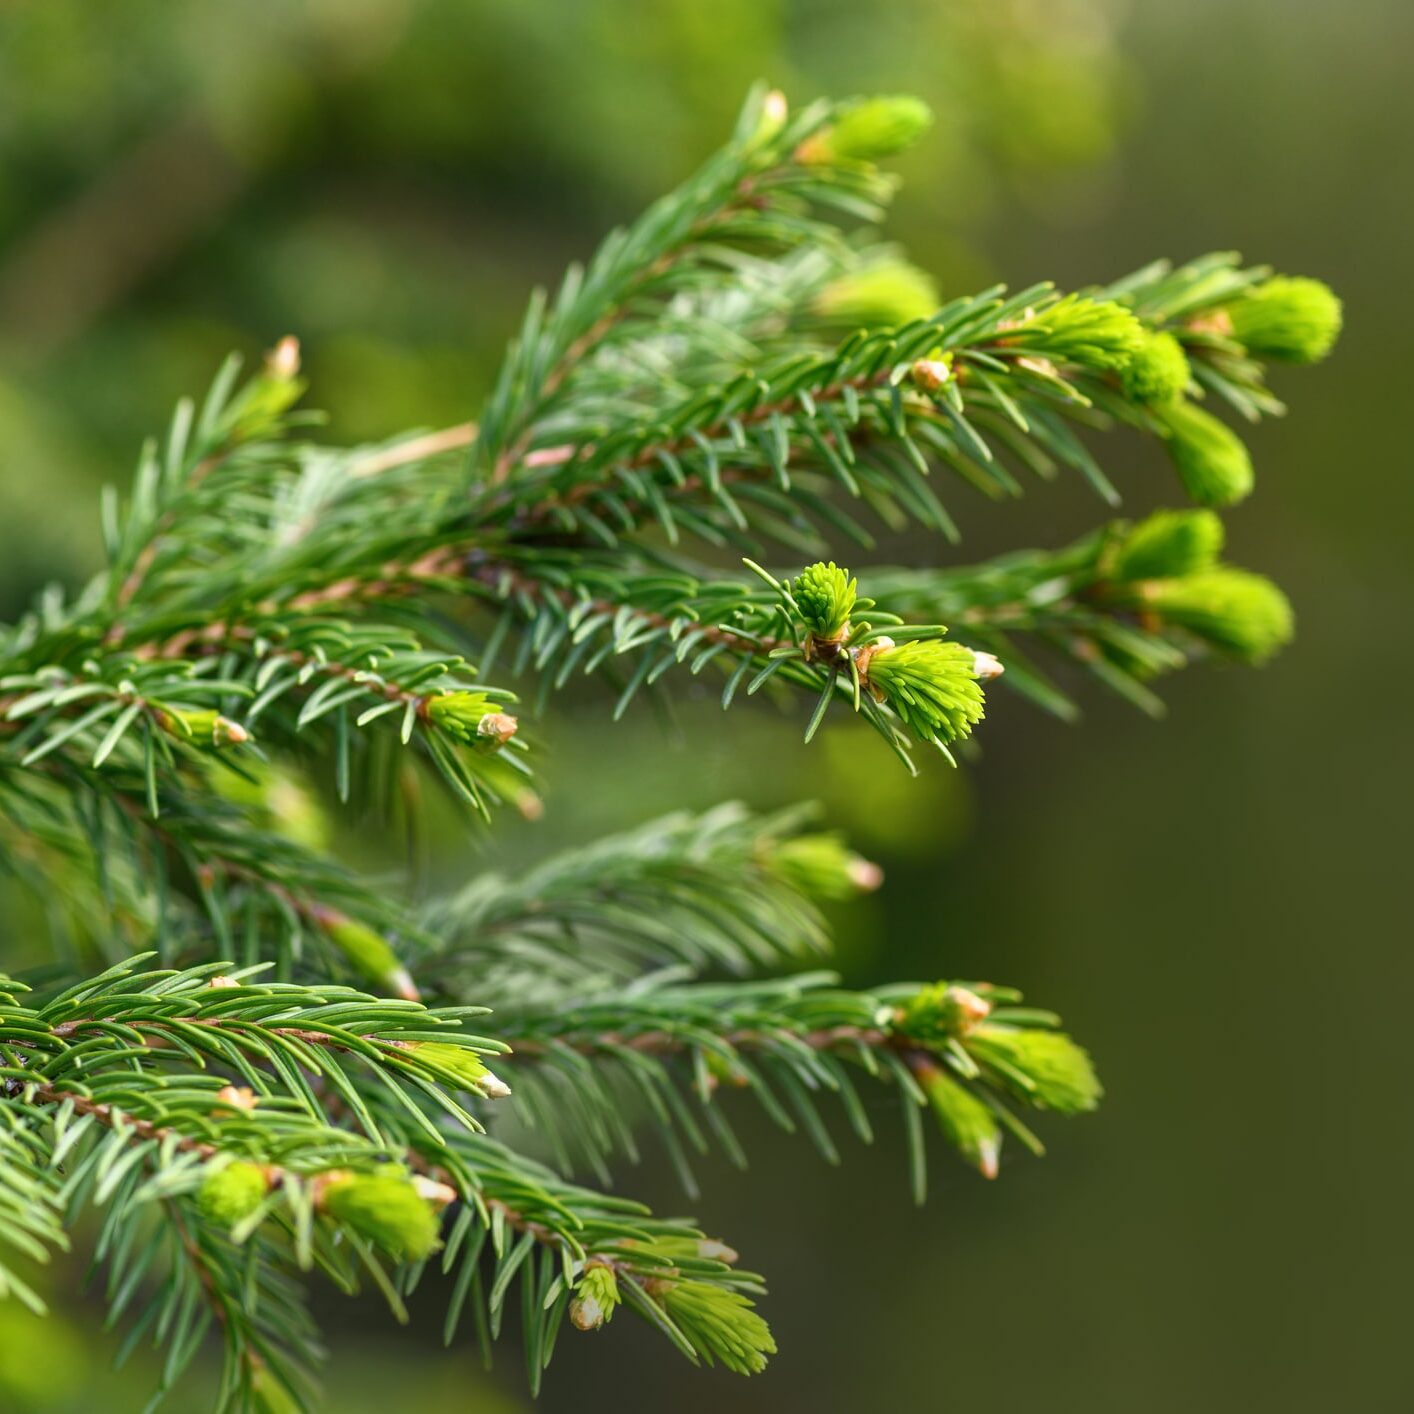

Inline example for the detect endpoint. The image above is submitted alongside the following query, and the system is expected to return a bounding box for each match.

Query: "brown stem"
[23,1080,219,1161]
[348,422,479,479]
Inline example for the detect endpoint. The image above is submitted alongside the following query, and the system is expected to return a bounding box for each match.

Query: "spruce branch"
[0,84,1338,1407]
[420,804,878,1007]
[867,507,1295,718]
[488,972,1096,1195]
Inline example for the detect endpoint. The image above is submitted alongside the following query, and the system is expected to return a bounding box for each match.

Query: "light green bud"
[748,89,789,147]
[658,1280,777,1376]
[1112,509,1225,582]
[219,338,306,442]
[802,95,934,163]
[162,708,250,749]
[321,913,417,1000]
[897,981,993,1044]
[1140,567,1294,663]
[967,1025,1102,1115]
[1156,401,1255,506]
[813,261,939,330]
[250,1365,303,1414]
[1226,276,1342,363]
[197,1161,268,1229]
[766,832,882,900]
[409,1041,510,1098]
[1022,295,1144,373]
[318,1169,441,1262]
[861,638,985,746]
[426,692,517,750]
[211,761,329,852]
[916,1062,1002,1178]
[569,1263,620,1331]
[1120,329,1191,405]
[791,561,857,641]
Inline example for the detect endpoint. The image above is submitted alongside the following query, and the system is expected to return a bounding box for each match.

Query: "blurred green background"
[1,1,1409,1409]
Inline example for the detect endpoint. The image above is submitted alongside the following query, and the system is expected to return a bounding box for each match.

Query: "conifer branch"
[488,972,1097,1192]
[0,86,1338,1407]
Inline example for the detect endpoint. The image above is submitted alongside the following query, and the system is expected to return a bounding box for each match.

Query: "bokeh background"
[1,1,1409,1409]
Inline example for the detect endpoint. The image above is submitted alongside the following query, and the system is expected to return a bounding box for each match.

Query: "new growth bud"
[659,1281,777,1376]
[321,913,418,1000]
[211,761,330,852]
[214,1084,259,1114]
[813,261,939,330]
[197,1160,270,1228]
[265,335,301,382]
[316,1169,441,1262]
[859,638,986,747]
[910,356,953,392]
[251,1366,303,1414]
[967,1026,1102,1115]
[1015,295,1144,373]
[1225,276,1342,364]
[970,649,1004,681]
[222,339,307,438]
[698,1238,740,1264]
[426,691,517,750]
[766,831,882,901]
[1156,401,1255,506]
[569,1263,621,1332]
[1112,508,1224,582]
[914,1061,1001,1179]
[1138,568,1294,663]
[791,561,857,643]
[161,708,250,749]
[478,1068,512,1099]
[476,711,518,747]
[800,95,934,163]
[411,1175,458,1210]
[750,89,789,146]
[898,980,994,1042]
[1120,329,1191,405]
[408,1040,511,1098]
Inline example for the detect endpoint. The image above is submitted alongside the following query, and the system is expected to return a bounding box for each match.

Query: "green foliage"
[322,915,417,1001]
[812,259,941,329]
[764,831,881,900]
[0,85,1335,1410]
[570,1263,621,1331]
[424,692,517,748]
[967,1026,1103,1114]
[0,1103,68,1314]
[791,562,858,640]
[801,94,934,163]
[917,1064,1002,1180]
[318,1171,441,1263]
[1134,568,1295,663]
[998,293,1144,371]
[659,1280,777,1375]
[1120,329,1192,405]
[1156,399,1256,506]
[863,639,986,750]
[1112,508,1224,582]
[198,1161,270,1229]
[1225,276,1343,364]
